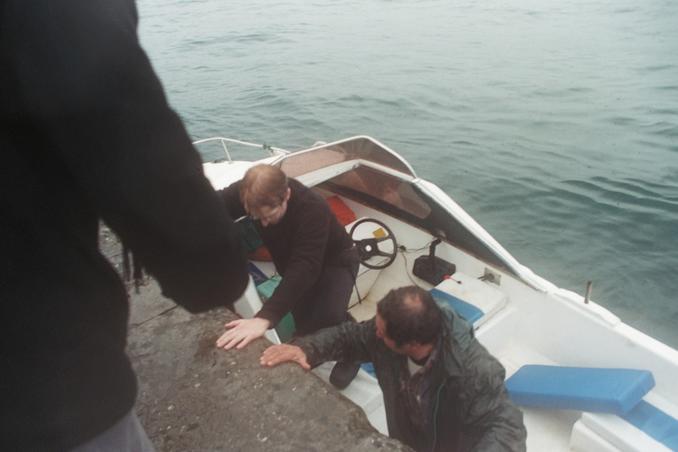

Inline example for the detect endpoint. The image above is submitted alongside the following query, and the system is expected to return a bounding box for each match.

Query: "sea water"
[137,0,678,347]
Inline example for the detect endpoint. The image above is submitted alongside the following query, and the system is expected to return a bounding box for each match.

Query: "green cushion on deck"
[256,275,296,342]
[237,218,264,252]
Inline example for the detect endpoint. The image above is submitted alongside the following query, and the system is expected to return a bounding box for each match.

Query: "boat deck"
[237,184,678,452]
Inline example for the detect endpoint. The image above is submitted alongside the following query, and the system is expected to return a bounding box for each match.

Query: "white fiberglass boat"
[197,136,678,452]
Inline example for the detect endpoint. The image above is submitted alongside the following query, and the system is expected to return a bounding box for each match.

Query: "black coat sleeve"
[4,0,249,312]
[255,196,331,325]
[295,319,377,366]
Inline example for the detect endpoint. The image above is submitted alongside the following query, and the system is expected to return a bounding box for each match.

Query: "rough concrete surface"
[104,229,411,451]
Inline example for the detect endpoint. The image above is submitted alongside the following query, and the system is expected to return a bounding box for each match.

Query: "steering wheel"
[349,218,398,270]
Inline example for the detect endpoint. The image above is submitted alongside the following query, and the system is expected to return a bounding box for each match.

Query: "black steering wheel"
[349,218,398,270]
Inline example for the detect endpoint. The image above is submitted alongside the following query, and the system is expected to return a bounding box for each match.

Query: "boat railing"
[193,137,289,163]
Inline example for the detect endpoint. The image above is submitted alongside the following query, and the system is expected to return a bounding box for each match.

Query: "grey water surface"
[137,0,678,347]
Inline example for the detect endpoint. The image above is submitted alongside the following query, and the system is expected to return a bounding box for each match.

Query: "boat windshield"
[322,166,431,219]
[275,136,416,179]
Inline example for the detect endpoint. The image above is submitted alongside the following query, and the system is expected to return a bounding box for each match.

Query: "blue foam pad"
[430,288,484,325]
[505,365,655,415]
[247,262,268,286]
[361,362,376,377]
[622,400,678,451]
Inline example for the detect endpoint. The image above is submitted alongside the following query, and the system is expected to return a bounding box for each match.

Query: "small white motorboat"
[197,135,678,451]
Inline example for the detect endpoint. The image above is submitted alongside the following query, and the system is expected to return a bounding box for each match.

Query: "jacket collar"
[432,305,474,379]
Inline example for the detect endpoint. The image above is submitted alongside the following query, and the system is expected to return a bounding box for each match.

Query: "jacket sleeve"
[6,0,249,312]
[255,199,330,325]
[461,345,527,452]
[294,319,377,366]
[218,182,247,220]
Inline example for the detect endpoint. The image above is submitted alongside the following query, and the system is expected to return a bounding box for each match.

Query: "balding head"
[376,286,442,348]
[240,164,289,211]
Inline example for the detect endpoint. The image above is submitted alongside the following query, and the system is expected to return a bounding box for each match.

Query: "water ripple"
[140,0,678,348]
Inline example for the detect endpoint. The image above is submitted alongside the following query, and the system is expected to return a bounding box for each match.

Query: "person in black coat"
[1,0,249,450]
[261,286,527,452]
[216,164,361,388]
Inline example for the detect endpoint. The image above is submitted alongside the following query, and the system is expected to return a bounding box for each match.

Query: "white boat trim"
[197,135,678,452]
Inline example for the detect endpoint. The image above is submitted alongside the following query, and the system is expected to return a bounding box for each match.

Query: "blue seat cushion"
[361,362,376,377]
[622,400,678,450]
[505,365,655,415]
[430,288,484,325]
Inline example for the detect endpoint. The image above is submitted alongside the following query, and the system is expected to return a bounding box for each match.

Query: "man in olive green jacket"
[261,286,526,452]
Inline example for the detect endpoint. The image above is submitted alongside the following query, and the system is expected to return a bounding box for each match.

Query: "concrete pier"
[103,226,410,451]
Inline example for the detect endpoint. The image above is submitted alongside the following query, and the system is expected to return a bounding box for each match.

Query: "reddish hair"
[239,164,289,210]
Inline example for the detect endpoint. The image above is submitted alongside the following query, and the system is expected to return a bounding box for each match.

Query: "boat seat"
[572,410,673,452]
[430,272,508,328]
[512,365,678,450]
[506,366,678,450]
[505,365,655,415]
[620,400,678,450]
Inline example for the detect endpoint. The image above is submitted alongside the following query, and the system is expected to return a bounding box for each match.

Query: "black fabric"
[292,246,359,335]
[220,179,355,327]
[295,307,527,452]
[1,1,249,449]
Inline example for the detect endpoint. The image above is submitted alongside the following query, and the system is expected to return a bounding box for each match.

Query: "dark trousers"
[291,247,359,336]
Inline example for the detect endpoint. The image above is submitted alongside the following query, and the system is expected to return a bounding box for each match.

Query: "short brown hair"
[240,164,289,211]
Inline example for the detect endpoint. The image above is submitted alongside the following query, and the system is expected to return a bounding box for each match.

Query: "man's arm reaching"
[259,319,378,370]
[260,344,311,370]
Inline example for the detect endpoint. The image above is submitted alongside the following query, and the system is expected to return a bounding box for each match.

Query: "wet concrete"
[104,229,411,451]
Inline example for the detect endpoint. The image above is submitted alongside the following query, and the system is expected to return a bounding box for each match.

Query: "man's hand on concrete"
[260,344,311,370]
[216,318,270,350]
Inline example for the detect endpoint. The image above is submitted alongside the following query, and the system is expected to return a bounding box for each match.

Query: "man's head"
[240,164,291,226]
[375,286,442,360]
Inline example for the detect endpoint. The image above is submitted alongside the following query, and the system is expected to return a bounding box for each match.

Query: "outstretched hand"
[216,317,270,350]
[260,344,311,370]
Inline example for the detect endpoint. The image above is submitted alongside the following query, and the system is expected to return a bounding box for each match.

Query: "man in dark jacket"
[1,1,249,450]
[261,286,527,452]
[216,164,361,388]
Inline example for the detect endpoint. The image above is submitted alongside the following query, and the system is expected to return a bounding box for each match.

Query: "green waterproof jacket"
[296,306,527,452]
